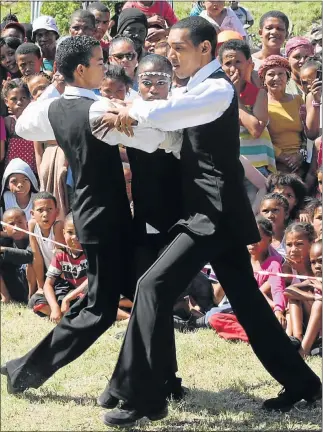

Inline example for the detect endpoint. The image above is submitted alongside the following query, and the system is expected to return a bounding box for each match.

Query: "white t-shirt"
[200,8,247,37]
[3,191,36,221]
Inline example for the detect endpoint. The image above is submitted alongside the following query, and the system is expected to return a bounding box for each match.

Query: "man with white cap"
[32,15,60,72]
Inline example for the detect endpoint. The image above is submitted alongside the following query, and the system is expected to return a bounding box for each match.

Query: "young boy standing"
[15,43,42,77]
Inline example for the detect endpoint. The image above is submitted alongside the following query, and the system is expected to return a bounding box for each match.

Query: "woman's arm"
[239,89,268,138]
[304,83,321,140]
[34,141,44,177]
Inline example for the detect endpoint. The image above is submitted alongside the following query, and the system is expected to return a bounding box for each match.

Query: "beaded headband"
[138,71,171,79]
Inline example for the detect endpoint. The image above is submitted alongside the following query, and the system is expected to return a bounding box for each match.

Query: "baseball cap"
[32,15,59,39]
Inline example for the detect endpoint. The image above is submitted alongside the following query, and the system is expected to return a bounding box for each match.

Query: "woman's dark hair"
[1,77,30,99]
[172,16,217,57]
[285,222,316,243]
[305,198,322,222]
[24,71,51,84]
[256,215,273,237]
[138,53,173,76]
[103,64,133,87]
[261,192,290,215]
[55,35,100,83]
[259,10,289,32]
[265,173,307,219]
[218,39,251,62]
[0,36,21,51]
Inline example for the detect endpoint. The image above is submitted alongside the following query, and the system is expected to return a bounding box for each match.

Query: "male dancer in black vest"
[100,17,322,427]
[0,36,170,394]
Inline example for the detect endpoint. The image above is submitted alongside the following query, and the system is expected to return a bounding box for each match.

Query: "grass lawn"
[1,303,321,431]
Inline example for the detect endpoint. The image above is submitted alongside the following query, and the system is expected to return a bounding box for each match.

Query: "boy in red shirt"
[123,1,178,27]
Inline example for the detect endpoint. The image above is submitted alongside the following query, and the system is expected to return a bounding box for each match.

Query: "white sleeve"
[159,131,183,159]
[90,98,167,153]
[128,78,234,132]
[15,99,57,142]
[38,84,61,101]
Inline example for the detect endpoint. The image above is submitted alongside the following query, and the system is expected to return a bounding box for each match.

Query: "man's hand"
[50,306,62,324]
[92,112,118,140]
[113,106,137,137]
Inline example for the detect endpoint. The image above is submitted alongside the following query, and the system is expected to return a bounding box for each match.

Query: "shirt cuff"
[129,99,154,126]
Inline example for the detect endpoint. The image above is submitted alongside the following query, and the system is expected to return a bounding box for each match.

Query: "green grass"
[1,303,321,431]
[0,2,322,36]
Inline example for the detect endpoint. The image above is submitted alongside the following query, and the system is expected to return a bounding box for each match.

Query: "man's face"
[2,27,24,42]
[69,18,95,37]
[122,23,147,52]
[167,28,205,79]
[16,53,42,77]
[35,29,57,52]
[78,45,105,89]
[230,1,239,10]
[92,9,110,40]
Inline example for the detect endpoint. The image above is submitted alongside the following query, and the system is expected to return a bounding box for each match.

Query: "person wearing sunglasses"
[109,36,138,88]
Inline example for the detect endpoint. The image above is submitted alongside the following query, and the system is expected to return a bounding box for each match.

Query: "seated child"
[285,240,322,356]
[200,1,246,37]
[266,173,307,222]
[260,192,289,258]
[2,79,37,173]
[1,158,39,222]
[28,192,65,292]
[0,208,34,303]
[29,213,88,321]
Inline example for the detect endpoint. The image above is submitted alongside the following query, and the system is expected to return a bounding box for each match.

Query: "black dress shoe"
[102,403,168,427]
[97,392,119,409]
[263,385,322,412]
[0,364,21,395]
[166,376,188,401]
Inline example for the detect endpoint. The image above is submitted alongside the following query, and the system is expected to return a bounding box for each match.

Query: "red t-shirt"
[47,249,88,288]
[123,1,178,26]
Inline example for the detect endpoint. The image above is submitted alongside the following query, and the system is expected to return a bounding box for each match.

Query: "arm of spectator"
[34,141,44,177]
[0,116,6,162]
[28,220,45,289]
[284,281,315,301]
[43,276,62,323]
[304,143,318,192]
[53,220,65,247]
[269,260,286,313]
[0,245,33,265]
[304,83,321,140]
[164,2,178,26]
[61,278,88,314]
[239,88,268,138]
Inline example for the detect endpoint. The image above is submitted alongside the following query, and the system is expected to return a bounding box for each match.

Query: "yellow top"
[268,95,303,156]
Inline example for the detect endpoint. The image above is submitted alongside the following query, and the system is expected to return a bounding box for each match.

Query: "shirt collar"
[63,86,99,100]
[187,59,222,92]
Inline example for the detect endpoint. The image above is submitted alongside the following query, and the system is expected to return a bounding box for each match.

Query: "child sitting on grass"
[0,208,34,303]
[28,213,88,322]
[285,240,322,357]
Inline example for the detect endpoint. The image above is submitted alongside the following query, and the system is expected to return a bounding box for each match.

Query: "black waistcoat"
[48,97,132,244]
[178,70,259,246]
[127,147,182,240]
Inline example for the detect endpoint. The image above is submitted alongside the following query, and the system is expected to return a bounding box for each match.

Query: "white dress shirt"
[16,86,179,153]
[128,59,234,132]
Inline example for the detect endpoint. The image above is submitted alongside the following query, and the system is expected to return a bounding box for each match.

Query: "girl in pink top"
[248,216,287,328]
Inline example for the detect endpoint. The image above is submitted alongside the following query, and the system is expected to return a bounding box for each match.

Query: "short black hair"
[218,39,251,63]
[172,16,217,57]
[256,215,273,237]
[3,207,26,220]
[0,36,21,51]
[32,191,57,208]
[1,77,30,99]
[70,9,96,28]
[138,53,173,76]
[285,222,316,243]
[261,192,289,215]
[15,42,41,59]
[259,10,289,32]
[2,13,18,25]
[87,2,110,14]
[55,35,100,83]
[265,173,307,219]
[103,64,133,87]
[109,35,135,55]
[25,71,51,84]
[64,212,74,225]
